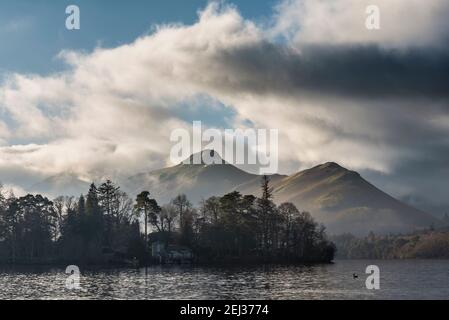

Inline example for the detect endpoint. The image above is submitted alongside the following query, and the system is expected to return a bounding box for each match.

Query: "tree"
[257,176,277,253]
[52,196,75,241]
[85,183,103,241]
[135,191,152,252]
[77,195,87,237]
[179,206,196,247]
[98,180,120,217]
[199,197,220,224]
[147,198,163,232]
[278,202,299,250]
[291,211,319,259]
[85,184,100,213]
[0,184,9,241]
[12,195,57,260]
[172,194,191,230]
[0,178,335,265]
[98,180,120,246]
[114,191,134,225]
[161,204,178,234]
[0,187,19,263]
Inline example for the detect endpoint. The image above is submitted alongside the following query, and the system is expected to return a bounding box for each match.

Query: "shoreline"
[0,260,335,269]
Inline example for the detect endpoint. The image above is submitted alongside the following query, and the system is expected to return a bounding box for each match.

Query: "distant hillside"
[236,162,439,235]
[29,172,90,198]
[332,229,449,259]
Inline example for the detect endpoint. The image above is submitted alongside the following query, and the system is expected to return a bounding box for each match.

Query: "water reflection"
[0,260,449,300]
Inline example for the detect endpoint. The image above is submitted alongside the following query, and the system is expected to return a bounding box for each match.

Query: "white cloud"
[0,3,264,185]
[0,1,448,207]
[272,0,449,48]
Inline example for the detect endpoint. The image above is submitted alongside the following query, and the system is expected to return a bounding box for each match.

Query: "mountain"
[29,172,90,198]
[400,194,449,219]
[126,150,285,204]
[236,162,439,235]
[126,151,438,235]
[30,150,439,235]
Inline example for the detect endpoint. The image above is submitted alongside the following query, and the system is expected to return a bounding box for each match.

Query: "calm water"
[1,260,449,300]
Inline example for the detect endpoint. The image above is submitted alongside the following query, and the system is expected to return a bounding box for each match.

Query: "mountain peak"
[292,161,361,182]
[305,162,347,173]
[182,149,226,165]
[319,162,345,170]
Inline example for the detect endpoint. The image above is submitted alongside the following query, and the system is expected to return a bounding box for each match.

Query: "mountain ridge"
[27,150,439,236]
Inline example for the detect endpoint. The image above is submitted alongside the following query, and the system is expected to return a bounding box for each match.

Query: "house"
[151,241,193,264]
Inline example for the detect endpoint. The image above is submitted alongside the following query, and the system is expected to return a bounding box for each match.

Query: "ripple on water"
[1,260,449,300]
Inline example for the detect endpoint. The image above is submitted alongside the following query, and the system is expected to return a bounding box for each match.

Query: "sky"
[0,0,275,74]
[0,0,448,216]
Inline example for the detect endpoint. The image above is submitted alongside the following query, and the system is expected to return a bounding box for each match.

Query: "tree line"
[0,176,335,265]
[331,229,449,259]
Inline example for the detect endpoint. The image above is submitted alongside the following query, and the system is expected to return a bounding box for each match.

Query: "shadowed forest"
[0,176,335,265]
[332,228,449,259]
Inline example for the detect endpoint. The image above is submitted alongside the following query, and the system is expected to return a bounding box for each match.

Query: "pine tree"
[85,183,103,240]
[77,195,87,239]
[257,175,277,253]
[135,191,152,253]
[98,180,120,246]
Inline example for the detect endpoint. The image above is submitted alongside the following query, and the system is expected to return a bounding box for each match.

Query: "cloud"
[189,41,449,99]
[0,1,448,209]
[272,0,449,48]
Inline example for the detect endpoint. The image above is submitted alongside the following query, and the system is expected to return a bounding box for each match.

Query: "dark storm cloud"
[365,151,449,215]
[209,37,449,214]
[214,42,449,100]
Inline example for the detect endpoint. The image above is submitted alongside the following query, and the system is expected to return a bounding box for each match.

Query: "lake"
[1,260,449,300]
